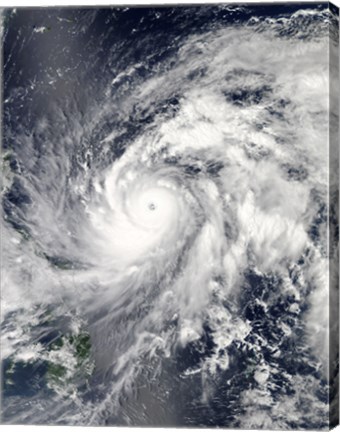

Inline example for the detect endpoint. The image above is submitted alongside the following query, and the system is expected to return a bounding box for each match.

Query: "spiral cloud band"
[1,4,339,429]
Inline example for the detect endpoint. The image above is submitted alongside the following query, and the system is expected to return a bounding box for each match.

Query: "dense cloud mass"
[1,4,339,428]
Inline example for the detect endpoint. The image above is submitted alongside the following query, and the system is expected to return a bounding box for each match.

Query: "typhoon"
[1,3,339,429]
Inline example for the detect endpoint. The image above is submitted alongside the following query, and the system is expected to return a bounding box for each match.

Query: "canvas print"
[1,2,339,429]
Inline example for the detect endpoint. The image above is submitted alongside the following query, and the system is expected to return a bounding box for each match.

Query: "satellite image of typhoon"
[1,2,339,429]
